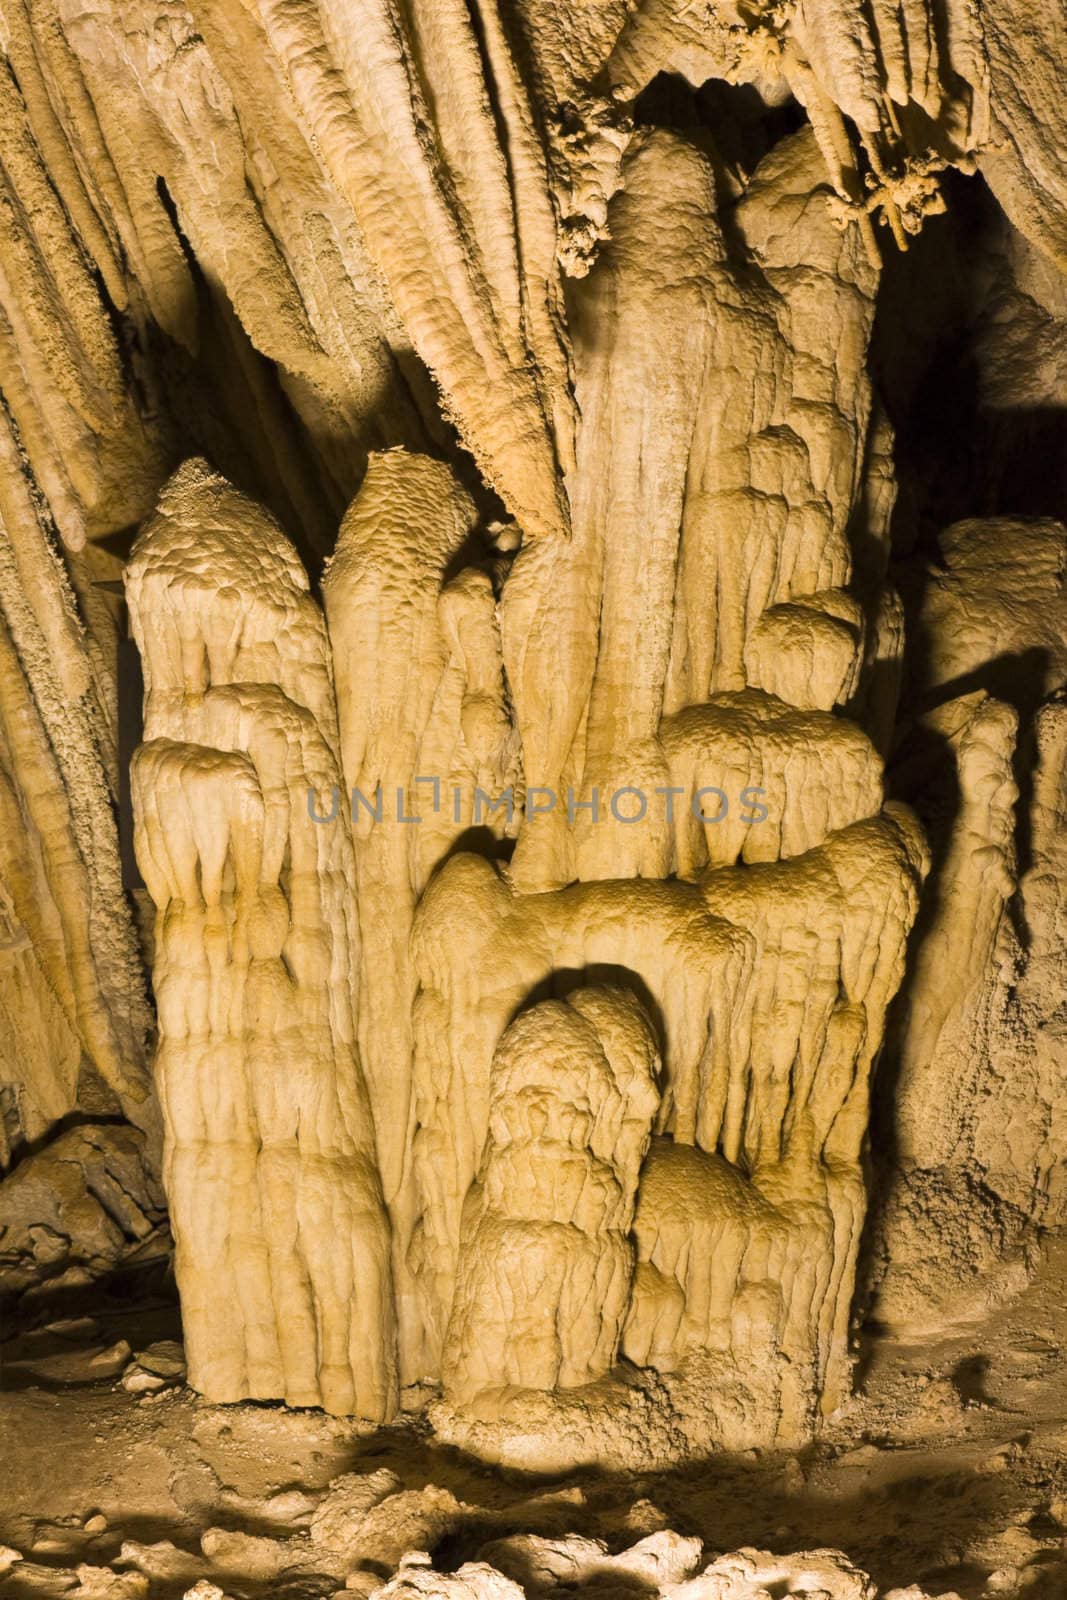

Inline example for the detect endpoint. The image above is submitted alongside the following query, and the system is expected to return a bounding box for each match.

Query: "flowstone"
[124,424,925,1460]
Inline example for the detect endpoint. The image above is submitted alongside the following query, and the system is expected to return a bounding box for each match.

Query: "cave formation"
[0,2,1065,1598]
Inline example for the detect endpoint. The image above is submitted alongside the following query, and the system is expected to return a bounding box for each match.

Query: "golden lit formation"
[0,3,1065,1596]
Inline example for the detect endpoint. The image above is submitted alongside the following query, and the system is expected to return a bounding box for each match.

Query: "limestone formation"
[0,0,1064,1529]
[412,805,924,1451]
[0,435,154,1166]
[126,461,395,1417]
[440,990,659,1408]
[322,449,517,1364]
[871,514,1067,1327]
[410,857,753,1383]
[109,375,928,1441]
[502,123,880,893]
[658,691,883,873]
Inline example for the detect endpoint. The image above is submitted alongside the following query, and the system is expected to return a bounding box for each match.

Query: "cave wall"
[0,0,1064,1461]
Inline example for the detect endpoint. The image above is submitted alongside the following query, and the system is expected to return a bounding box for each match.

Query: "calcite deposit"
[0,0,1065,1581]
[440,990,660,1407]
[126,463,396,1417]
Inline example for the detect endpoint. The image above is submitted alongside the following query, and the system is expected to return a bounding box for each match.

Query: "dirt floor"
[3,1234,1067,1600]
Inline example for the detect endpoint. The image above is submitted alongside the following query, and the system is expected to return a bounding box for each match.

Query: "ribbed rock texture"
[440,990,659,1408]
[322,449,518,1347]
[126,462,396,1417]
[0,0,1062,1478]
[870,515,1067,1329]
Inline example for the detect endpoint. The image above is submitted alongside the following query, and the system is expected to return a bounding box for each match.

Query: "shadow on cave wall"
[873,167,1067,552]
[860,165,1067,1322]
[93,177,476,582]
[508,965,668,1067]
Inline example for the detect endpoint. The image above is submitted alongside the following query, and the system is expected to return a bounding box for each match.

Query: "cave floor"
[2,1233,1067,1600]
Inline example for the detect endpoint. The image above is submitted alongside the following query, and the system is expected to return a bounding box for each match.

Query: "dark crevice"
[151,175,340,569]
[872,167,1067,555]
[861,160,1065,1332]
[633,72,806,180]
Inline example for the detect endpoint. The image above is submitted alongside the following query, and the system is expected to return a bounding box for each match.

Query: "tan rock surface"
[0,0,1064,1530]
[126,461,396,1417]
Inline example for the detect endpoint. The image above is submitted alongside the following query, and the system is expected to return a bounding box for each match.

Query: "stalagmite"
[106,96,926,1436]
[872,513,1067,1327]
[891,693,1020,1177]
[323,448,517,1373]
[501,122,880,892]
[126,460,395,1417]
[440,990,659,1407]
[410,804,925,1433]
[410,857,753,1382]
